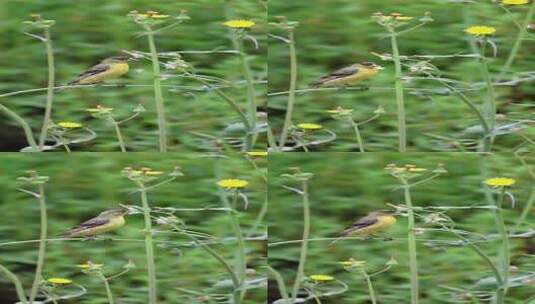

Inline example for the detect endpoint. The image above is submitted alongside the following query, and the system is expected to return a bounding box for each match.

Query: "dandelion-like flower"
[77,263,104,270]
[465,26,496,36]
[57,122,83,129]
[47,278,73,285]
[223,19,255,29]
[297,123,323,130]
[338,259,366,268]
[484,177,516,187]
[309,274,335,282]
[217,179,249,189]
[246,151,268,157]
[502,0,529,5]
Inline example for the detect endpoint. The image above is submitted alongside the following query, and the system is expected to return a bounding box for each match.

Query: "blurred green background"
[0,0,266,151]
[268,152,534,303]
[0,153,267,303]
[268,0,534,152]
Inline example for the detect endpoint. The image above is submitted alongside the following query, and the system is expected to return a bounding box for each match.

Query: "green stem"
[112,120,126,152]
[101,275,115,304]
[226,193,246,304]
[235,35,257,151]
[145,27,167,152]
[0,103,38,151]
[291,180,310,303]
[499,1,535,80]
[403,183,419,304]
[479,42,496,146]
[495,188,510,302]
[279,30,297,149]
[138,183,158,304]
[360,269,377,304]
[29,184,48,303]
[0,264,28,304]
[267,266,291,304]
[350,119,365,152]
[390,33,407,152]
[38,27,55,149]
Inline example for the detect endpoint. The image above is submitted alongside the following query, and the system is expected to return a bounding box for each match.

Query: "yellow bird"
[68,55,132,85]
[330,211,397,246]
[61,208,128,238]
[310,62,383,88]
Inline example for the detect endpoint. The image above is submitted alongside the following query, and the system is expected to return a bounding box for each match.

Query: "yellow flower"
[246,151,268,157]
[408,168,427,172]
[465,26,496,36]
[309,274,334,282]
[484,177,516,187]
[57,122,83,129]
[297,123,323,130]
[502,0,529,4]
[223,19,255,29]
[47,278,72,285]
[395,16,414,21]
[217,179,249,189]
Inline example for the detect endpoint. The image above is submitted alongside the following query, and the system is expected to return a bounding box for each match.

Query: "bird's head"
[101,55,133,64]
[99,207,129,218]
[358,61,384,71]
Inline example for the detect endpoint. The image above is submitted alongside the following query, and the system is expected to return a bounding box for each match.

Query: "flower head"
[57,122,83,129]
[309,274,334,282]
[223,19,255,29]
[77,263,104,270]
[484,177,516,187]
[217,179,249,189]
[297,123,323,130]
[465,26,496,36]
[47,278,72,285]
[502,0,529,4]
[246,151,268,157]
[338,259,366,268]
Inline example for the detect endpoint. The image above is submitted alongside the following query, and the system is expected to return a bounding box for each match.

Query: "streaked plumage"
[61,208,128,238]
[330,211,396,246]
[68,55,131,85]
[310,62,383,88]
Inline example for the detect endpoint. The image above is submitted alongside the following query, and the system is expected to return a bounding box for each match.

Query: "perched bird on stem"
[330,211,397,246]
[68,55,132,85]
[61,207,129,238]
[310,62,383,88]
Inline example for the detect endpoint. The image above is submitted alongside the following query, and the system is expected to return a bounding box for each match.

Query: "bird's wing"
[62,217,110,235]
[341,215,378,235]
[68,63,110,85]
[311,65,359,87]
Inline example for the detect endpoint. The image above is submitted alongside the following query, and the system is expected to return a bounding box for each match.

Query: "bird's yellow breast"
[77,62,129,84]
[323,67,379,86]
[78,216,125,236]
[352,215,396,236]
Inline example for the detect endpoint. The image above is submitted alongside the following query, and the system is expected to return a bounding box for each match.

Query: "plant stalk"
[146,27,167,152]
[38,27,55,150]
[291,180,310,303]
[361,269,377,304]
[403,183,419,304]
[279,29,297,149]
[138,184,158,304]
[29,184,48,303]
[101,275,115,304]
[390,33,407,152]
[350,119,365,152]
